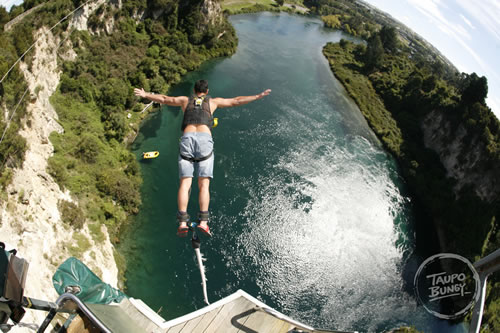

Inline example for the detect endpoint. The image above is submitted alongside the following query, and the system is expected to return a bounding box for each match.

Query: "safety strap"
[177,211,190,223]
[180,151,213,163]
[198,211,210,222]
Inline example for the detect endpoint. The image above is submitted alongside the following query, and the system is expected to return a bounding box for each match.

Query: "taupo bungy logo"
[414,253,480,320]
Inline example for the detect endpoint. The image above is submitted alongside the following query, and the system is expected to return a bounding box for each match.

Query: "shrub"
[321,15,341,29]
[104,112,128,141]
[96,170,141,213]
[0,168,13,190]
[58,199,85,229]
[101,78,129,107]
[76,133,101,163]
[68,233,91,258]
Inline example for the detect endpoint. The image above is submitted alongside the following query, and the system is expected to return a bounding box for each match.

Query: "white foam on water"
[235,134,420,331]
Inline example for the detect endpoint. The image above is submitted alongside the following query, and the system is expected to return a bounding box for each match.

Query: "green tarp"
[52,257,126,304]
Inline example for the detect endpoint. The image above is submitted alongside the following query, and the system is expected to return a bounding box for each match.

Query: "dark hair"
[194,79,209,93]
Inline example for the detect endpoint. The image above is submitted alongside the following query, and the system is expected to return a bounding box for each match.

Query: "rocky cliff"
[198,0,224,27]
[1,2,119,331]
[422,110,499,204]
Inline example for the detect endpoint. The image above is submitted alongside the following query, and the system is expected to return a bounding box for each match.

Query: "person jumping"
[134,80,271,237]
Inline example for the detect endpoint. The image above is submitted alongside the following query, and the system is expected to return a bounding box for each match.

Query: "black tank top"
[181,95,213,130]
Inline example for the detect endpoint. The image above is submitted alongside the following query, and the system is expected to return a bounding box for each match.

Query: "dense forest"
[310,0,499,330]
[0,0,237,244]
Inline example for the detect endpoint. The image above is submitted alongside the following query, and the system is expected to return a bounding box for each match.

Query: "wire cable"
[0,0,95,84]
[0,0,98,150]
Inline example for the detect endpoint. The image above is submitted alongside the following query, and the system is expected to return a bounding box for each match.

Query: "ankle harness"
[198,211,210,222]
[177,211,190,223]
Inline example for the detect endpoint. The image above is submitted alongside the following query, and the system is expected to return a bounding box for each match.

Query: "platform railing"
[37,293,112,333]
[254,305,359,333]
[469,248,500,333]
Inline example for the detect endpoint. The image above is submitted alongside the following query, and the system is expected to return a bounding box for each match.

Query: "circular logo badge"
[414,253,480,320]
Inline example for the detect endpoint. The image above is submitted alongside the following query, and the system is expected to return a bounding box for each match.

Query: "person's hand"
[260,89,271,97]
[134,88,146,98]
[256,89,271,100]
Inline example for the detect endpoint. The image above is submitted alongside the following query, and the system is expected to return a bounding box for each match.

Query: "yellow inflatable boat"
[142,151,159,159]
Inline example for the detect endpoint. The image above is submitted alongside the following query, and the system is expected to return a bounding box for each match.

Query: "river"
[123,12,466,333]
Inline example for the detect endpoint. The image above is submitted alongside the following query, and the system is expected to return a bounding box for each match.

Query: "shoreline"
[320,43,449,257]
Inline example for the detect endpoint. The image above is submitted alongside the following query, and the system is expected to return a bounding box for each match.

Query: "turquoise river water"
[123,12,466,333]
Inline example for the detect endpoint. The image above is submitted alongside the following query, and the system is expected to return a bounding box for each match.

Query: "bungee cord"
[190,223,210,305]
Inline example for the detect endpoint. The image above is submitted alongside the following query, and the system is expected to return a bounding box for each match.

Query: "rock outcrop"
[199,0,223,26]
[422,110,499,203]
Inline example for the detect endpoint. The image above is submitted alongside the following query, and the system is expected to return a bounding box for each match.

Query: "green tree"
[461,72,488,105]
[96,170,140,212]
[11,23,33,57]
[149,0,174,12]
[0,122,26,169]
[146,45,160,58]
[8,5,23,20]
[422,75,437,93]
[47,155,68,184]
[76,133,101,163]
[101,78,129,107]
[339,38,349,48]
[379,25,399,52]
[60,74,78,93]
[105,112,127,141]
[364,34,384,71]
[0,6,9,30]
[321,15,341,29]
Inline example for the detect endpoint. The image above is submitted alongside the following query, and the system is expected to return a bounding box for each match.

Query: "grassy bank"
[221,0,308,15]
[222,0,275,13]
[321,41,403,155]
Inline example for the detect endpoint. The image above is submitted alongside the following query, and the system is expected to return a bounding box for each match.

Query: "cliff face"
[178,0,227,43]
[422,110,499,203]
[70,0,108,31]
[148,0,223,30]
[199,0,224,26]
[0,2,120,330]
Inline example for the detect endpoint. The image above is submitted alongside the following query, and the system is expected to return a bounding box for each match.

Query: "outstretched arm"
[212,89,271,109]
[134,88,188,107]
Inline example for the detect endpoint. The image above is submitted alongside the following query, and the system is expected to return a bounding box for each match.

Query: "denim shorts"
[178,132,214,179]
